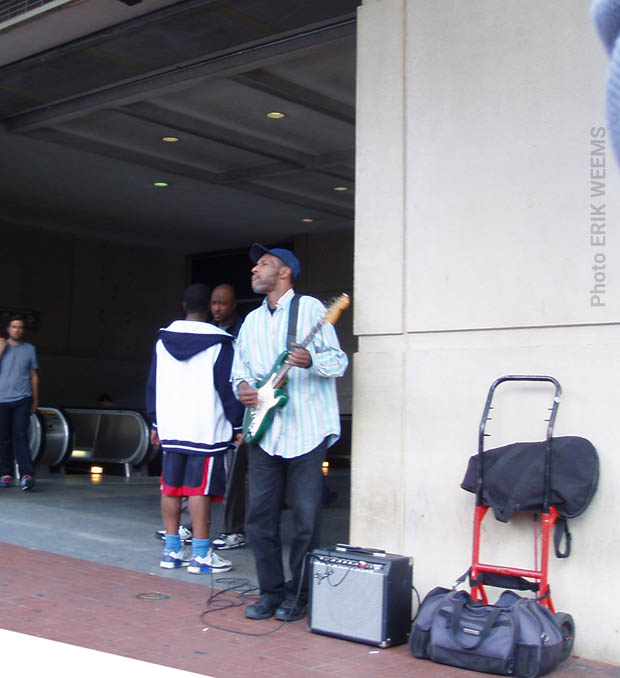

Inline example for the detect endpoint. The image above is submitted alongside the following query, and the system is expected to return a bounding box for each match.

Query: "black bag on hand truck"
[461,375,599,562]
[461,436,598,554]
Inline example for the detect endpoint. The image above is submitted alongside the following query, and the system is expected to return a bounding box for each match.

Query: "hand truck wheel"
[555,612,575,661]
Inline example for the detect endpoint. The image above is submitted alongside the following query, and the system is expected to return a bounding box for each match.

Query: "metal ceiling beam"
[308,149,355,181]
[232,70,355,125]
[216,163,353,184]
[216,150,354,183]
[231,181,353,219]
[2,17,356,132]
[24,127,354,219]
[116,105,355,181]
[26,127,222,182]
[0,0,273,72]
[117,103,314,166]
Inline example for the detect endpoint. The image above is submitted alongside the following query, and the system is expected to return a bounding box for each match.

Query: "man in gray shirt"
[0,315,39,490]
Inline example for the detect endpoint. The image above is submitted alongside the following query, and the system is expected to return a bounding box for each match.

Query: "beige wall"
[354,0,619,663]
[0,220,185,407]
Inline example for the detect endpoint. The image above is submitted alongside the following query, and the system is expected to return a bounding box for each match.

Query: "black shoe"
[245,595,282,620]
[274,598,307,622]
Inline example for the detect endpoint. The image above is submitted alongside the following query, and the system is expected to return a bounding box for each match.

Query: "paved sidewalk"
[0,473,619,676]
[0,543,619,678]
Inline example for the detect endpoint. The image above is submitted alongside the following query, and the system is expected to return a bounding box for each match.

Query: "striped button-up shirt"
[231,288,349,458]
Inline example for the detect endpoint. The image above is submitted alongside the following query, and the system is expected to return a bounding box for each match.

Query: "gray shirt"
[0,342,38,403]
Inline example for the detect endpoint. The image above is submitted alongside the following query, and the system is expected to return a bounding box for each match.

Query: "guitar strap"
[287,293,301,352]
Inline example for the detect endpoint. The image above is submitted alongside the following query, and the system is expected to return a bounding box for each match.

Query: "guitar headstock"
[323,293,350,325]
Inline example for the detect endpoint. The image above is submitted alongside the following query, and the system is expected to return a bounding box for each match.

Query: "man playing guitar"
[232,243,349,622]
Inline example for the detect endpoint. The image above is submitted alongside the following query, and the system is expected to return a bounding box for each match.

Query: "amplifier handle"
[335,543,386,555]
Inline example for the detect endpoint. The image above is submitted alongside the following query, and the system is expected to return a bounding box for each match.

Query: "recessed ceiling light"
[266,111,286,119]
[153,181,169,187]
[161,136,180,143]
[333,186,349,192]
[301,217,315,223]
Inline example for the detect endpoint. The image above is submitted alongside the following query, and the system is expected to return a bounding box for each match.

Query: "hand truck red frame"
[469,375,575,659]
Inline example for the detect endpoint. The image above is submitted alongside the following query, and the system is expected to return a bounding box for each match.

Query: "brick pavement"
[0,543,619,677]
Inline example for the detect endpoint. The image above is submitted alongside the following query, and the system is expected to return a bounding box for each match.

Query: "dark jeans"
[0,397,34,477]
[246,439,326,603]
[223,442,247,534]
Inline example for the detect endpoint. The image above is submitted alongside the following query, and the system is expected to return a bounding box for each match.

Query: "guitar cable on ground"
[200,553,311,637]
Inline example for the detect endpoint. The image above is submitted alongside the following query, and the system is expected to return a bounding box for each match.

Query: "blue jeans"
[0,397,34,477]
[246,439,326,603]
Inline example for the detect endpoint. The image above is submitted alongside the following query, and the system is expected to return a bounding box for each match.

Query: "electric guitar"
[242,293,350,444]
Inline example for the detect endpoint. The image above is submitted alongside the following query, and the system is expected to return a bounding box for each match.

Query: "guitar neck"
[273,316,325,384]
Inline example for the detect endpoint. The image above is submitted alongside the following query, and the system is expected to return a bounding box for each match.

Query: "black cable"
[278,551,310,621]
[200,576,291,637]
[311,561,351,587]
[411,584,422,624]
[199,551,313,636]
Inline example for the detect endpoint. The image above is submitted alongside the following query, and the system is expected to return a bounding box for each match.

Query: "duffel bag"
[410,588,566,678]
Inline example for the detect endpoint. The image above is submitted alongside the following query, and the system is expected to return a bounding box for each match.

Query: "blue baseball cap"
[250,242,301,279]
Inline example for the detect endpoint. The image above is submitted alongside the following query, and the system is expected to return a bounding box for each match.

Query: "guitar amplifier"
[308,546,413,647]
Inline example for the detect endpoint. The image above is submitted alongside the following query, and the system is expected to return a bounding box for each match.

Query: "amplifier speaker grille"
[308,548,413,647]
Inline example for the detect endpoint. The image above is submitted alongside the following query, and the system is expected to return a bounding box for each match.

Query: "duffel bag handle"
[554,517,572,558]
[449,597,503,650]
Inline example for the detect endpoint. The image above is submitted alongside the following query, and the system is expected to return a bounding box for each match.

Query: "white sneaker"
[160,547,191,569]
[188,549,232,574]
[212,532,246,550]
[155,525,193,543]
[178,525,193,542]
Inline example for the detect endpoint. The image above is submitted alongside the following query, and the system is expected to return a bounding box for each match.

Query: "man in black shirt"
[210,283,247,551]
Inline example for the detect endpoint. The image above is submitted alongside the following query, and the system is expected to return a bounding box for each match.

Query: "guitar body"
[241,293,349,445]
[242,351,289,444]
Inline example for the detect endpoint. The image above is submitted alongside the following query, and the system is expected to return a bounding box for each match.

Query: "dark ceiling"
[0,0,358,252]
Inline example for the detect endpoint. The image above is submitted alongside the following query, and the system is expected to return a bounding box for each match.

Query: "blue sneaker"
[188,550,232,574]
[159,547,190,569]
[20,474,35,491]
[0,475,12,488]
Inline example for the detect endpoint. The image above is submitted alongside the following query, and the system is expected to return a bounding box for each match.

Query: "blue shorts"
[160,451,227,498]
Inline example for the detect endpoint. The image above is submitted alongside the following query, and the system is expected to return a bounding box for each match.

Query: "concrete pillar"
[354,0,620,662]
